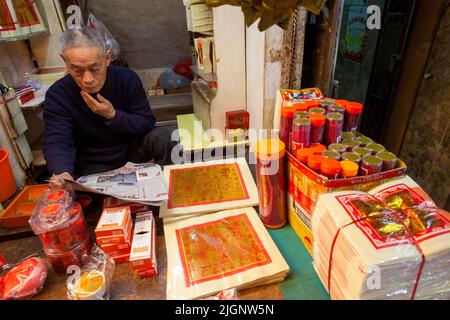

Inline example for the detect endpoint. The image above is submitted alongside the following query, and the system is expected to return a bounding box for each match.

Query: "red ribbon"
[326,215,426,300]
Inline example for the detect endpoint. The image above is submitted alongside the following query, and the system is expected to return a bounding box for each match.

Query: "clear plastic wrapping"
[311,176,450,300]
[200,288,239,300]
[0,254,48,300]
[28,185,91,273]
[66,245,115,300]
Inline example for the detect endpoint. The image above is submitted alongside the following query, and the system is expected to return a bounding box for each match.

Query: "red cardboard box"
[103,197,150,214]
[95,207,131,238]
[111,253,130,264]
[101,242,131,255]
[134,267,157,278]
[97,214,132,246]
[225,109,249,130]
[129,212,157,273]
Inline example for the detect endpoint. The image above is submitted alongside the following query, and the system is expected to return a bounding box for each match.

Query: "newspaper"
[65,162,168,206]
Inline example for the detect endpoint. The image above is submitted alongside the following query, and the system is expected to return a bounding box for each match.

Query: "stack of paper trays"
[159,158,259,218]
[312,176,450,300]
[164,207,290,300]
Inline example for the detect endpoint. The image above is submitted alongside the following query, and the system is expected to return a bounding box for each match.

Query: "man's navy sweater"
[43,66,156,176]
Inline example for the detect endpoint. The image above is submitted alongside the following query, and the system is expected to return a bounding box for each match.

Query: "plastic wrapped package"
[0,254,48,300]
[311,176,450,300]
[45,238,92,273]
[201,288,239,300]
[67,246,115,300]
[35,203,89,253]
[28,185,90,273]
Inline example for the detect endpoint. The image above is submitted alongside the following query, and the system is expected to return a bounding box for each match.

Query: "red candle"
[291,118,311,153]
[279,107,295,148]
[325,112,344,146]
[344,102,364,132]
[308,113,326,145]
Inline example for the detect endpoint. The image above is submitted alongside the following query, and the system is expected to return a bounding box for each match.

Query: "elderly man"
[44,26,174,186]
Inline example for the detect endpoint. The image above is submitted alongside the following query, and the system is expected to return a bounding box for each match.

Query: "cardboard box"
[101,242,131,254]
[95,207,131,238]
[134,267,157,278]
[101,242,132,257]
[102,197,150,214]
[129,212,157,272]
[287,150,407,255]
[96,214,133,246]
[111,253,130,264]
[226,109,249,130]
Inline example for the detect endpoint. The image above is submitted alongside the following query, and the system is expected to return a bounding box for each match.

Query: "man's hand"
[49,172,74,188]
[81,91,116,120]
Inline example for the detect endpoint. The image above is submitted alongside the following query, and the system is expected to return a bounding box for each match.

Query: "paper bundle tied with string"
[312,176,450,300]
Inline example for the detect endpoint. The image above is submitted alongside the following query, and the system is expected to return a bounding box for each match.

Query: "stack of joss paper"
[159,158,259,218]
[312,176,450,300]
[164,207,290,300]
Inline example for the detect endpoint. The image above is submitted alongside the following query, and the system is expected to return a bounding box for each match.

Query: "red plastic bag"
[173,58,194,80]
[0,257,48,300]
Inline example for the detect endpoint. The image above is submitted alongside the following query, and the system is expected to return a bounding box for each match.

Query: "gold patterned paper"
[168,163,249,209]
[176,213,272,286]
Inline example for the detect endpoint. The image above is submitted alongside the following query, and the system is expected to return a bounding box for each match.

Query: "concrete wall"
[88,0,191,69]
[399,9,450,209]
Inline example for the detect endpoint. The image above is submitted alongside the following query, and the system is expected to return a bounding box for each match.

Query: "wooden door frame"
[381,0,448,153]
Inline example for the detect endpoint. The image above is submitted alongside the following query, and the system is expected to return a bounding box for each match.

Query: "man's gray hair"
[60,26,106,53]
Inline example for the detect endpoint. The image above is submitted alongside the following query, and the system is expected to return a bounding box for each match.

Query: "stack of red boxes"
[103,196,150,214]
[95,207,133,264]
[129,211,157,277]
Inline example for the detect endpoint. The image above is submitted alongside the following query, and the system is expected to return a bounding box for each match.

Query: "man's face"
[61,46,111,94]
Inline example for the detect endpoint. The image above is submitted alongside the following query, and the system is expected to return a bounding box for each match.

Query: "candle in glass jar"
[279,107,295,148]
[360,155,383,176]
[329,143,347,154]
[291,118,311,153]
[309,107,326,115]
[353,147,371,158]
[255,139,287,229]
[341,152,362,165]
[305,100,320,111]
[310,144,327,155]
[355,136,373,147]
[367,143,385,155]
[377,151,398,171]
[319,98,335,113]
[340,131,356,142]
[307,155,324,173]
[294,111,310,120]
[320,159,341,179]
[340,160,359,178]
[342,140,360,152]
[322,150,341,161]
[308,113,326,145]
[344,102,364,132]
[325,112,344,146]
[328,105,346,115]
